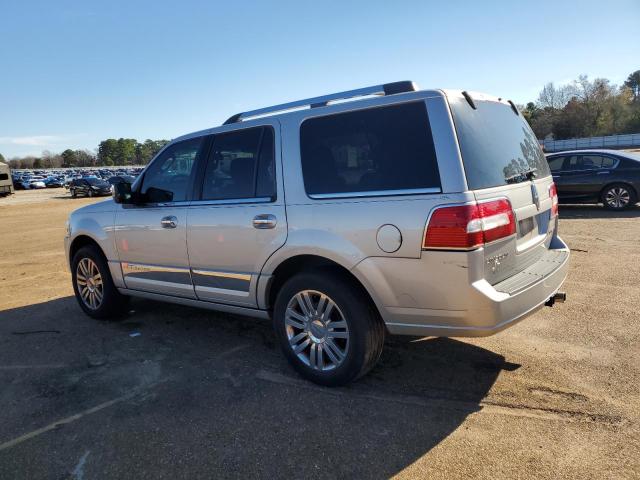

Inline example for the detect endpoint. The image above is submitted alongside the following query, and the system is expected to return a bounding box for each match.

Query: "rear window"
[300,102,440,196]
[449,97,550,190]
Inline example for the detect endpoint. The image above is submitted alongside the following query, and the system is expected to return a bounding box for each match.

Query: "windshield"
[449,97,550,190]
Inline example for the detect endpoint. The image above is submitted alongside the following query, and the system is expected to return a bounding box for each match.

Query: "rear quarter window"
[300,102,440,196]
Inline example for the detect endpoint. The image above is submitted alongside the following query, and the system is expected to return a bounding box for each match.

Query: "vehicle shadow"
[559,203,640,219]
[0,296,509,478]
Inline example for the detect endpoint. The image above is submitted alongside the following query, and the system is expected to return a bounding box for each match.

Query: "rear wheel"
[72,245,128,319]
[602,184,636,210]
[273,272,385,386]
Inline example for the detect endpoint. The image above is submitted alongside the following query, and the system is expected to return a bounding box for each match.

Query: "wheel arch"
[264,254,384,325]
[68,234,106,267]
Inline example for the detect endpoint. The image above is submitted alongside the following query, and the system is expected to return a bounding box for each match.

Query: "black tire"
[71,245,129,319]
[601,183,637,210]
[273,271,385,386]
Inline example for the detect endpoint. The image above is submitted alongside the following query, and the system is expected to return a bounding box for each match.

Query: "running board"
[117,288,270,320]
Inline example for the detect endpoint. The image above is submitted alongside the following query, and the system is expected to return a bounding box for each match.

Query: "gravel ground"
[0,189,638,479]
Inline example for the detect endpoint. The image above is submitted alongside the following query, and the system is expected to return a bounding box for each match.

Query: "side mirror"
[113,182,133,204]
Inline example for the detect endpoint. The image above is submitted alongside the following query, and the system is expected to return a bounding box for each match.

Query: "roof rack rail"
[223,80,419,125]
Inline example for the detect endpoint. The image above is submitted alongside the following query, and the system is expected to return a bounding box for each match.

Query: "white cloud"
[0,134,92,157]
[0,135,65,146]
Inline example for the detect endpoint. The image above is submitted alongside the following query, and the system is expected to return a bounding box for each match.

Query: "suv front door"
[187,122,287,307]
[114,136,207,298]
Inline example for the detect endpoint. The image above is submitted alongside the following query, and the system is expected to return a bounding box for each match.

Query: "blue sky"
[1,0,638,158]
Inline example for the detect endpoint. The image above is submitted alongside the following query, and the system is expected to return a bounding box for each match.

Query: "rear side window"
[449,98,551,189]
[300,102,440,196]
[580,155,604,169]
[201,127,275,201]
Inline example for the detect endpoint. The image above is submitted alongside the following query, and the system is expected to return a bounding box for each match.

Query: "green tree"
[624,70,640,102]
[0,153,5,163]
[61,149,78,167]
[32,157,43,169]
[97,139,118,166]
[135,139,169,164]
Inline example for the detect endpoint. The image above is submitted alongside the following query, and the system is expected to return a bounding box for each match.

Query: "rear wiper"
[505,168,537,184]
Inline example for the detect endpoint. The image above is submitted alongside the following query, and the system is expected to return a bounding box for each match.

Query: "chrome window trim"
[121,200,192,209]
[552,155,621,174]
[308,188,441,200]
[190,196,273,206]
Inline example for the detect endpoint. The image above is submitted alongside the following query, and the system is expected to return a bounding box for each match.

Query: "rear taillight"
[423,199,515,250]
[549,183,559,217]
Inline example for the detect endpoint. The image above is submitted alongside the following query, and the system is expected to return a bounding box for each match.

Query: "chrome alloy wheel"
[285,290,349,371]
[604,187,631,209]
[76,258,103,310]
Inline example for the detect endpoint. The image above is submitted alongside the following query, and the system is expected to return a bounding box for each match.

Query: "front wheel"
[71,245,128,319]
[602,184,636,210]
[273,272,385,386]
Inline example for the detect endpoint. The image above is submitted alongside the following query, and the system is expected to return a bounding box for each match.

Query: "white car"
[27,178,46,189]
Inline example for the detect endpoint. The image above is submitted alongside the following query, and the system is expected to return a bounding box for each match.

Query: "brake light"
[423,199,515,250]
[549,183,559,217]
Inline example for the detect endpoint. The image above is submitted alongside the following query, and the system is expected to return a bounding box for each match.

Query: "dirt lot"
[0,188,639,479]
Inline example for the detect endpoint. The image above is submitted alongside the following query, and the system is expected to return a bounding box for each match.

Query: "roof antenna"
[461,91,476,110]
[508,100,519,116]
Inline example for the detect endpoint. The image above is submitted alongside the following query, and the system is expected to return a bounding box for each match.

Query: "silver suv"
[65,82,569,386]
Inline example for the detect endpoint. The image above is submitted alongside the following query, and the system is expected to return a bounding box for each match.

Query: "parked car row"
[11,167,141,196]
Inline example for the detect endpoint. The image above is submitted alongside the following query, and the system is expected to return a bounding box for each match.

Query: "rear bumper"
[354,236,570,337]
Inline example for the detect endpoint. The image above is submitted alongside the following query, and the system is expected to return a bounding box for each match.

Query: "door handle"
[161,216,178,229]
[253,214,277,229]
[597,171,610,175]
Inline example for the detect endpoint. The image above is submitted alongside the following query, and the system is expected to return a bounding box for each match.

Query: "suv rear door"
[447,93,557,286]
[186,120,286,308]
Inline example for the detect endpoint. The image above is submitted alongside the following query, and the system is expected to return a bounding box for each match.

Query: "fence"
[541,133,640,152]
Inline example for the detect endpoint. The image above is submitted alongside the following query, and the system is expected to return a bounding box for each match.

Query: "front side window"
[300,102,440,196]
[564,155,580,171]
[201,127,275,201]
[140,137,203,203]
